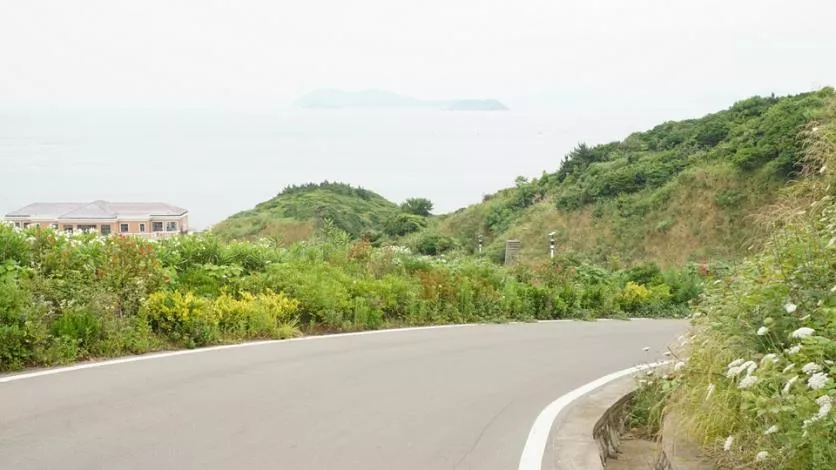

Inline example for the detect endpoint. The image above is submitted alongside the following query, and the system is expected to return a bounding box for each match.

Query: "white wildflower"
[674,361,686,372]
[782,375,799,395]
[727,366,744,378]
[800,314,811,321]
[728,358,745,368]
[808,372,829,390]
[739,375,759,389]
[705,383,716,401]
[757,326,769,336]
[791,327,815,338]
[802,362,823,375]
[646,370,654,376]
[755,451,769,462]
[784,302,798,313]
[741,360,758,376]
[816,395,832,407]
[787,345,802,354]
[761,353,778,365]
[817,402,832,419]
[723,435,734,451]
[764,425,779,435]
[782,364,795,373]
[831,284,836,293]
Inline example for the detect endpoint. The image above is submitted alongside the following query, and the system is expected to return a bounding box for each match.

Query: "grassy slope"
[212,182,399,242]
[437,88,835,267]
[661,92,836,469]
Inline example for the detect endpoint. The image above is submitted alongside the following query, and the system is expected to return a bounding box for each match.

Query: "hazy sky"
[1,0,834,113]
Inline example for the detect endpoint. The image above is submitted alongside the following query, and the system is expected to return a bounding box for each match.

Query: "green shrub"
[50,307,103,354]
[414,232,457,256]
[383,213,427,236]
[212,291,300,339]
[142,291,218,348]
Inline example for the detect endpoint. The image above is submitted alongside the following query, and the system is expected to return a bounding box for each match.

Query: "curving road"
[0,320,685,470]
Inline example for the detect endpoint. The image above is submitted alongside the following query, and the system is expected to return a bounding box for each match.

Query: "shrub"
[414,232,456,256]
[142,291,218,348]
[383,213,427,236]
[617,281,651,312]
[213,291,300,339]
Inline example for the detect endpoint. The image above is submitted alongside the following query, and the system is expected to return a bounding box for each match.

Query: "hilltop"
[435,87,836,266]
[217,87,835,266]
[294,88,508,111]
[212,182,401,242]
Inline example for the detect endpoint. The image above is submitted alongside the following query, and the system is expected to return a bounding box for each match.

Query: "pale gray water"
[0,107,644,229]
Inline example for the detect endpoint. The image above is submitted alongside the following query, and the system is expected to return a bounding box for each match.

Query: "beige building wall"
[8,215,188,236]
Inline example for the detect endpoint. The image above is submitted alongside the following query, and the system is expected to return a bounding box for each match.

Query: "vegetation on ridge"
[631,92,836,469]
[438,87,835,266]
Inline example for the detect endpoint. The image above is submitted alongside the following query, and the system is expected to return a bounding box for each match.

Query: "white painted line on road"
[0,323,475,384]
[517,360,671,470]
[0,319,667,384]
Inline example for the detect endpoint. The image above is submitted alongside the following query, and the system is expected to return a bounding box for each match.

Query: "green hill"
[435,87,836,266]
[212,182,401,242]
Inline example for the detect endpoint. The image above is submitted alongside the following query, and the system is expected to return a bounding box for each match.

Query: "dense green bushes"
[0,223,702,372]
[663,99,836,469]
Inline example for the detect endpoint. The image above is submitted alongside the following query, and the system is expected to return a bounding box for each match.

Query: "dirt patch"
[606,432,661,470]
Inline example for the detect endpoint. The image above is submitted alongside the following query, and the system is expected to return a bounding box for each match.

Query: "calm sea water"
[0,107,640,229]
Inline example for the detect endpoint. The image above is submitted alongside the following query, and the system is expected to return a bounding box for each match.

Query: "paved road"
[0,320,685,470]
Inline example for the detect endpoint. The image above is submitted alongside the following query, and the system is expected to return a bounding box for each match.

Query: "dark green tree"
[401,198,434,217]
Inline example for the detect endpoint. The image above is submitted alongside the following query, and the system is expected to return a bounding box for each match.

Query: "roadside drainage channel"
[545,373,712,470]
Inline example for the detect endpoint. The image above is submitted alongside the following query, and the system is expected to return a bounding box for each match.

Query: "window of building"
[77,224,96,233]
[23,222,30,228]
[120,223,129,233]
[139,223,146,233]
[51,223,59,229]
[14,222,20,228]
[165,221,177,232]
[152,222,163,232]
[63,225,73,234]
[100,225,111,236]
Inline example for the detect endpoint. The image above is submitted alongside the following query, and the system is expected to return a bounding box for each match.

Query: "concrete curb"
[549,375,637,470]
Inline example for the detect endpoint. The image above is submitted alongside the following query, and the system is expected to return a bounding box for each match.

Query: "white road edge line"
[0,323,473,384]
[0,318,657,384]
[517,360,671,470]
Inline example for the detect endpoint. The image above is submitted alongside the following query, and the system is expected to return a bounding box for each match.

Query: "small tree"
[384,213,427,236]
[401,198,434,217]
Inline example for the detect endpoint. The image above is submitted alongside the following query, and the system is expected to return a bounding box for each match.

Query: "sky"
[1,0,834,114]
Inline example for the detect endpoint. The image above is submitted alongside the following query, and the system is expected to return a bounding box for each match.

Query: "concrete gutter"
[548,375,637,469]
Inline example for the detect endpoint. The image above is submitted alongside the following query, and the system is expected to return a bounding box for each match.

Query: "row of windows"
[13,221,179,234]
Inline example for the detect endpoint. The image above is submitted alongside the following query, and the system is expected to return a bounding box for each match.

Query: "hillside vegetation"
[438,87,835,266]
[633,92,836,469]
[0,220,705,371]
[212,182,400,242]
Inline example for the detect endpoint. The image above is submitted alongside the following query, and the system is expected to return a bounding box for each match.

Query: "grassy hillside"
[438,87,836,266]
[213,182,401,242]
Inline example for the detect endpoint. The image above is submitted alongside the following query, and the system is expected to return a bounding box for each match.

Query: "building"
[3,201,189,238]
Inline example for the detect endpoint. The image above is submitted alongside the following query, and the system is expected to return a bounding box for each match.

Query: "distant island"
[294,89,508,111]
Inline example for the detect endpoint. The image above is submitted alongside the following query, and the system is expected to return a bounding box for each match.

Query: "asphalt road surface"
[0,319,685,470]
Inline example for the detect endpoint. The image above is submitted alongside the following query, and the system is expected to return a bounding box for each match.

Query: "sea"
[0,107,645,230]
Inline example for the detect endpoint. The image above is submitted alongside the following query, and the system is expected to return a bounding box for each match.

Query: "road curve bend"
[0,319,685,470]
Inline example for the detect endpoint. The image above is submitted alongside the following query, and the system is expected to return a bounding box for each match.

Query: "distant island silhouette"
[294,89,508,111]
